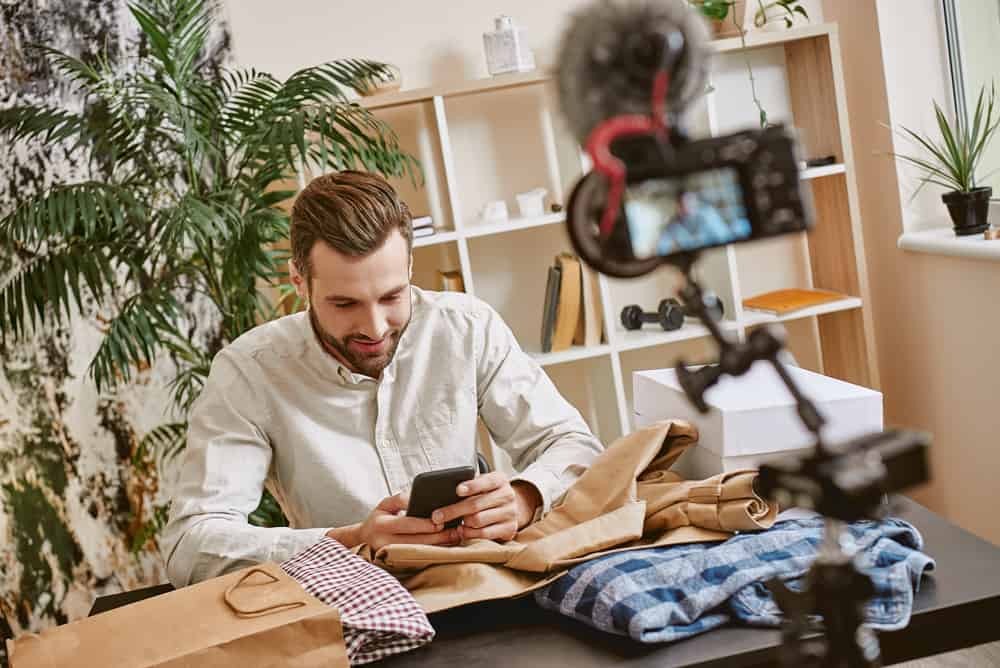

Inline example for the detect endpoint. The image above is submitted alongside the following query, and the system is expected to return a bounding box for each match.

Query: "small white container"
[483,15,535,76]
[633,363,883,480]
[515,188,547,218]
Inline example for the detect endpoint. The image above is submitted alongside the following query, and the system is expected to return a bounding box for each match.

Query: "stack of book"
[540,252,604,354]
[413,215,435,239]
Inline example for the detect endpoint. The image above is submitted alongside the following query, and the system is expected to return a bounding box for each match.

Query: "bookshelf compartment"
[544,354,622,444]
[619,336,721,430]
[733,232,815,312]
[371,101,455,233]
[747,319,825,374]
[442,85,563,230]
[412,241,462,293]
[604,244,737,345]
[465,224,576,356]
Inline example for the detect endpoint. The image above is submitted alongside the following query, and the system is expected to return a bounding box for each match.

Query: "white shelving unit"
[361,22,878,448]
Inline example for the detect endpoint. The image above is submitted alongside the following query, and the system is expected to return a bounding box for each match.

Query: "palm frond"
[0,106,88,144]
[0,237,125,340]
[89,289,182,392]
[0,182,144,248]
[134,421,187,466]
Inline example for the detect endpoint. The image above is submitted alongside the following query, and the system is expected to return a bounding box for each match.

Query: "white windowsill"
[897,227,1000,262]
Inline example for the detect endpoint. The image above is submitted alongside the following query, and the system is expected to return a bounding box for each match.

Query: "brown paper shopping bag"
[7,563,347,668]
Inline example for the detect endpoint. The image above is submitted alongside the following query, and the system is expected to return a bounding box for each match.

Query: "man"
[161,171,605,587]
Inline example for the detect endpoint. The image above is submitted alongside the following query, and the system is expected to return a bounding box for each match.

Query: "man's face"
[292,229,412,378]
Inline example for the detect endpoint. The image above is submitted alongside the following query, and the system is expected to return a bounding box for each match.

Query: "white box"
[633,363,883,480]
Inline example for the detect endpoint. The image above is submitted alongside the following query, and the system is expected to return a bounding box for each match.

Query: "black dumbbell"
[621,295,726,331]
[621,300,685,331]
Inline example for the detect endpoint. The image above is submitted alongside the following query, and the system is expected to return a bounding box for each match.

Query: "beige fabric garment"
[362,420,777,613]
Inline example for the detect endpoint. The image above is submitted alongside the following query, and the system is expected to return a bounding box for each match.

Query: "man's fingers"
[380,513,442,535]
[461,506,515,530]
[376,492,409,514]
[433,485,514,524]
[384,528,460,547]
[459,521,518,543]
[456,471,506,497]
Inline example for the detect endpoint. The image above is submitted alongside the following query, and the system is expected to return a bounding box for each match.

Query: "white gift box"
[633,363,883,480]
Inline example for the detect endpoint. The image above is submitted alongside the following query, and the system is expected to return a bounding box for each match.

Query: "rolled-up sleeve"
[474,304,605,514]
[160,349,327,587]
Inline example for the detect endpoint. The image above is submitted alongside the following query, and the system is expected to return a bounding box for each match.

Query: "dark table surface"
[375,496,1000,667]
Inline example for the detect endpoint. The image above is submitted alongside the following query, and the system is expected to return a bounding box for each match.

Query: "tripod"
[670,253,928,668]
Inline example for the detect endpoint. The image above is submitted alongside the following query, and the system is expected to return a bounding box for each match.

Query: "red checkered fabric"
[281,537,434,665]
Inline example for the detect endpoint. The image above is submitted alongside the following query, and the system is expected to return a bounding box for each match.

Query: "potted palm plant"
[0,0,419,541]
[890,85,1000,236]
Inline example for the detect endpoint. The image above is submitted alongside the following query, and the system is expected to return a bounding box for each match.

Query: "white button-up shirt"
[162,287,605,586]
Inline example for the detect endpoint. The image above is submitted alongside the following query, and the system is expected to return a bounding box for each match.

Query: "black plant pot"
[942,187,992,236]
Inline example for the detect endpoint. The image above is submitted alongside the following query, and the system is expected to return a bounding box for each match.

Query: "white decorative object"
[479,200,509,223]
[515,188,547,218]
[633,363,883,480]
[483,15,535,76]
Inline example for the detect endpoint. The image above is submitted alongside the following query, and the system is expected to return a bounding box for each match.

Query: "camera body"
[619,124,813,260]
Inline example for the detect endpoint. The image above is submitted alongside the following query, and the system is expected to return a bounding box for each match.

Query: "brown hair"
[290,171,412,279]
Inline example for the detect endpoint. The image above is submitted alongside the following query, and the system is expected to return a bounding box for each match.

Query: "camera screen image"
[623,166,752,259]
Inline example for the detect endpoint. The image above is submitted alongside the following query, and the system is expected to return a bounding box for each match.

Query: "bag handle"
[223,567,307,618]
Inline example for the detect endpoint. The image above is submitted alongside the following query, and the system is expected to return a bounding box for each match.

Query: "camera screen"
[624,167,752,259]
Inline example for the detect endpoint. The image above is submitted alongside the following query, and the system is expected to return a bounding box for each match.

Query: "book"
[412,215,434,229]
[742,288,848,315]
[437,269,465,293]
[414,226,435,239]
[574,259,604,347]
[551,253,582,352]
[540,265,561,353]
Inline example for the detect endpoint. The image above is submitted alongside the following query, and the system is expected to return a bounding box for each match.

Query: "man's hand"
[431,472,542,542]
[329,492,459,552]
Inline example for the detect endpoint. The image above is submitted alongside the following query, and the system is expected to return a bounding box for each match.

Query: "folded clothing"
[281,537,435,664]
[534,517,934,643]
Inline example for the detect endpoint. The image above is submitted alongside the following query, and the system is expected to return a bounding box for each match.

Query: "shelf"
[361,70,551,110]
[898,226,1000,262]
[615,320,739,352]
[528,344,611,367]
[712,22,835,54]
[360,23,837,111]
[801,163,846,180]
[464,212,566,239]
[413,230,459,248]
[740,296,863,327]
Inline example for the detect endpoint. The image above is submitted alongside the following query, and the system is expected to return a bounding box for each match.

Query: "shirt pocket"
[414,387,462,469]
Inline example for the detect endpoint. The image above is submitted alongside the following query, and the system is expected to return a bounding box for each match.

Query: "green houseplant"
[0,0,419,544]
[752,0,809,30]
[890,84,1000,236]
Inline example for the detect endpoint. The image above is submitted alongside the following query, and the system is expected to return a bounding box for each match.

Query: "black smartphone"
[406,465,476,529]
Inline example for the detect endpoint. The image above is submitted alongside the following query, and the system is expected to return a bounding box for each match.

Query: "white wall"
[221,1,591,88]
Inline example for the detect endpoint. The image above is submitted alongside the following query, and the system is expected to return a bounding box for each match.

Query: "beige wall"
[825,0,1000,545]
[223,0,1000,545]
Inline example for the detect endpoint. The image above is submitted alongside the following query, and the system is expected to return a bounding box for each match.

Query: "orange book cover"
[742,288,847,315]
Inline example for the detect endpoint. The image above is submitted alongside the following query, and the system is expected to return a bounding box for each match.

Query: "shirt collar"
[301,286,426,386]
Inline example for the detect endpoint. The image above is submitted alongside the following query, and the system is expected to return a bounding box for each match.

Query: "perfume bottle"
[483,15,535,76]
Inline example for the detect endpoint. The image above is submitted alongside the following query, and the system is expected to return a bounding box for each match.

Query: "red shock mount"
[583,69,672,239]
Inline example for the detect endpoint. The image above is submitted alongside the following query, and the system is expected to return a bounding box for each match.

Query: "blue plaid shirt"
[534,517,934,643]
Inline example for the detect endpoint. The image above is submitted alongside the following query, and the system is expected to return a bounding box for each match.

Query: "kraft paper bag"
[7,562,347,668]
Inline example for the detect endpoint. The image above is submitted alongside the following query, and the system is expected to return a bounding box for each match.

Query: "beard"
[309,305,409,378]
